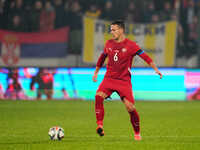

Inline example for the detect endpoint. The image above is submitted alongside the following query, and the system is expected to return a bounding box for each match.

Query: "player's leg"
[122,98,141,140]
[95,78,113,136]
[95,91,108,136]
[117,82,141,140]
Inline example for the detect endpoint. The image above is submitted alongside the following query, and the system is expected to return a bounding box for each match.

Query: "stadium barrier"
[0,67,199,101]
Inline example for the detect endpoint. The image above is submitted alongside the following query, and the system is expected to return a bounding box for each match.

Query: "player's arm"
[149,62,163,79]
[136,49,163,79]
[93,53,107,82]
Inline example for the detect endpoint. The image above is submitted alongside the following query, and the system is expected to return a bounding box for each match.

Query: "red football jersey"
[103,38,141,81]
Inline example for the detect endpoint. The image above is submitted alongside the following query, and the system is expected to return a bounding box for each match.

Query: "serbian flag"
[0,27,69,66]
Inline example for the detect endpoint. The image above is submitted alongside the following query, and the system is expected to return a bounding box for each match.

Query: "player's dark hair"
[111,20,125,31]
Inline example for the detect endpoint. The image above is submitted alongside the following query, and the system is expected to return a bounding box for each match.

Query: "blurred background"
[0,0,200,101]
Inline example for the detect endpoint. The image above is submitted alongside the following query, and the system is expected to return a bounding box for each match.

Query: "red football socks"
[95,95,104,126]
[129,109,140,134]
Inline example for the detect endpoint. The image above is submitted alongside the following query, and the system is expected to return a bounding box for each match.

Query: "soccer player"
[92,20,163,140]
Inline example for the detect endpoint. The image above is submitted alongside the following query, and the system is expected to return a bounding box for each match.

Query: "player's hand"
[156,71,163,79]
[92,73,98,82]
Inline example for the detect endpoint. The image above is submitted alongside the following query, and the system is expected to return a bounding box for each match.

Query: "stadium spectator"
[108,0,128,20]
[63,0,74,26]
[63,0,72,11]
[5,1,18,30]
[171,12,178,20]
[180,0,198,45]
[23,3,33,32]
[2,0,11,15]
[124,1,140,23]
[7,0,26,31]
[30,0,43,32]
[197,0,200,58]
[153,0,175,11]
[67,0,83,54]
[143,1,158,23]
[151,14,160,23]
[92,20,162,140]
[99,0,114,21]
[53,0,65,29]
[176,21,186,58]
[12,0,24,16]
[85,3,101,18]
[0,0,5,29]
[7,15,24,32]
[159,1,174,21]
[40,1,55,32]
[186,15,198,58]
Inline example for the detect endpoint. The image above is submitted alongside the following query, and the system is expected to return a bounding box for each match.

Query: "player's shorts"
[97,77,135,104]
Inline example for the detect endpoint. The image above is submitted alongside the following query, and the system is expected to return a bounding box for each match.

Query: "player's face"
[110,25,123,40]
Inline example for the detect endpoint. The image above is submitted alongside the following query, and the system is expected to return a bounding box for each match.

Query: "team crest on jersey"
[114,50,119,53]
[122,48,127,52]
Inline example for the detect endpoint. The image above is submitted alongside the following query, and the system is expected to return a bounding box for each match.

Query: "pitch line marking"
[69,135,200,138]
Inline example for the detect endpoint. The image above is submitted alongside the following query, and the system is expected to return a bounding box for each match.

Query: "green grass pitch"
[0,100,200,150]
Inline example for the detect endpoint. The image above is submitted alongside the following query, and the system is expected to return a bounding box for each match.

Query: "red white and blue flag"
[0,27,69,66]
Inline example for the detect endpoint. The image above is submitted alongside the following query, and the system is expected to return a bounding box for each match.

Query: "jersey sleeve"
[130,41,141,55]
[103,41,109,54]
[96,41,109,67]
[138,51,153,65]
[96,53,107,67]
[130,41,152,64]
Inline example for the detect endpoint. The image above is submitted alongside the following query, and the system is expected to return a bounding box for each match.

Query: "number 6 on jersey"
[114,52,118,61]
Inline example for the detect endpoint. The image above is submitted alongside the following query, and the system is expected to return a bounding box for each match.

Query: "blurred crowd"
[0,68,53,100]
[0,0,200,60]
[0,0,178,32]
[0,67,70,100]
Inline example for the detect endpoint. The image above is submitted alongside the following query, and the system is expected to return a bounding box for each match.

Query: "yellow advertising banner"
[83,17,177,66]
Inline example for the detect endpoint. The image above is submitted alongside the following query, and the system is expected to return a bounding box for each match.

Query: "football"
[48,126,64,140]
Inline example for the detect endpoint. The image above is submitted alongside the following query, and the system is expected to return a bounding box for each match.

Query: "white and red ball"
[48,126,64,140]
